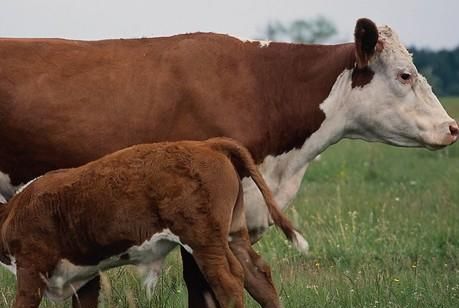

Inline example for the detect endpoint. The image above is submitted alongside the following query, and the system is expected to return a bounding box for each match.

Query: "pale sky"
[0,0,457,49]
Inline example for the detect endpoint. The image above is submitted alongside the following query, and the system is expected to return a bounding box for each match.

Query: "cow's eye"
[400,73,411,80]
[398,72,413,84]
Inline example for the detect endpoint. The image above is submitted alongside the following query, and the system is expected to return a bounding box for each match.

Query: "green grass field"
[1,98,458,307]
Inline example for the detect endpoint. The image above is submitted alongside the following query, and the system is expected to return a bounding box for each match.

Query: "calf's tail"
[207,137,308,254]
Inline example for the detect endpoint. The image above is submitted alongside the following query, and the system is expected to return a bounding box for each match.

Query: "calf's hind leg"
[229,231,281,308]
[181,247,220,308]
[229,185,281,308]
[192,247,245,308]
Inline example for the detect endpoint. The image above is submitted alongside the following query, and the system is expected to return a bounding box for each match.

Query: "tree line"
[409,47,459,96]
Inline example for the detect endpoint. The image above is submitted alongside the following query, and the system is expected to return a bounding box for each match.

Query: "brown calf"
[0,138,306,308]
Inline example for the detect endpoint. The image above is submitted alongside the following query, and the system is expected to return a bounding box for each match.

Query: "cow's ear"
[354,18,379,68]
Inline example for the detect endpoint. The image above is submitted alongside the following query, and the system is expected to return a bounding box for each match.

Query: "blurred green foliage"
[410,47,459,96]
[264,16,337,44]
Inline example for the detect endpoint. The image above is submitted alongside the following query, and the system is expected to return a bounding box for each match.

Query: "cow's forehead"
[378,25,413,65]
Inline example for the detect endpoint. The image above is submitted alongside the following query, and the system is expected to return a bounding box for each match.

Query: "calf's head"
[344,18,458,149]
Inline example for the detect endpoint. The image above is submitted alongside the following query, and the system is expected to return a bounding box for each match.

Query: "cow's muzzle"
[449,121,459,143]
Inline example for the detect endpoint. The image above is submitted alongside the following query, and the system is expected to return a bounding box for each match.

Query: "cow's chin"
[420,132,457,150]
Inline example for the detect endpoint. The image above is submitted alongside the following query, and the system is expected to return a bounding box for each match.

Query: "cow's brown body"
[0,34,354,187]
[0,138,302,308]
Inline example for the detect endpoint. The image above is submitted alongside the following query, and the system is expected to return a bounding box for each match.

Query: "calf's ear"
[354,18,379,68]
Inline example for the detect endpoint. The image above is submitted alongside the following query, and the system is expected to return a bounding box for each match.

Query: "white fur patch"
[129,228,192,258]
[291,230,309,254]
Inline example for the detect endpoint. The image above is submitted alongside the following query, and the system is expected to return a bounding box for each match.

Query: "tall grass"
[1,98,458,307]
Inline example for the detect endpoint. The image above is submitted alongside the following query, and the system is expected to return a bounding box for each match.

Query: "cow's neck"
[250,42,355,160]
[241,42,357,220]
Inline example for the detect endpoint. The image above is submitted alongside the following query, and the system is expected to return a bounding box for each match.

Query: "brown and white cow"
[0,18,457,306]
[0,138,307,308]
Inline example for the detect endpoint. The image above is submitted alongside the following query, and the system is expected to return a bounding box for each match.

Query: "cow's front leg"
[181,247,220,308]
[14,267,47,308]
[72,275,100,308]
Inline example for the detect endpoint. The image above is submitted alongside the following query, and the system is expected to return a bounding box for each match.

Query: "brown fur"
[0,138,300,308]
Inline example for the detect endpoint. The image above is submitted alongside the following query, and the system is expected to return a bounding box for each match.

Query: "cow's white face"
[344,21,458,149]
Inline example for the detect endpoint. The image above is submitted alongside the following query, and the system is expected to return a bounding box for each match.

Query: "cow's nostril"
[450,124,459,136]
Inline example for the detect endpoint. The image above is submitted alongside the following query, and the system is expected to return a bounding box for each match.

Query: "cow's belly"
[243,149,310,242]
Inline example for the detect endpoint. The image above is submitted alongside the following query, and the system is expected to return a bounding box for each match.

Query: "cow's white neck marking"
[0,255,17,275]
[283,68,352,173]
[242,68,352,242]
[30,228,189,301]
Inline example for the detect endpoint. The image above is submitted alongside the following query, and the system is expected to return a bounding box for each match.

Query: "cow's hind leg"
[72,275,100,308]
